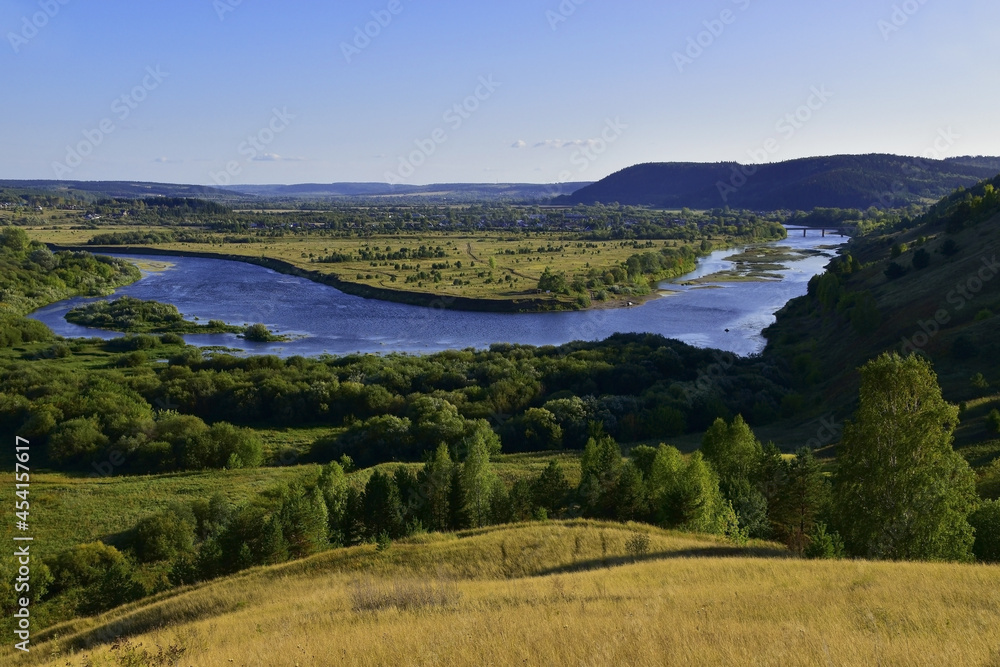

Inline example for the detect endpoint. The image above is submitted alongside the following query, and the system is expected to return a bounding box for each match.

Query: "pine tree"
[362,470,404,540]
[772,448,829,554]
[579,433,623,518]
[418,443,453,531]
[279,485,329,558]
[833,353,977,561]
[448,467,468,530]
[532,460,570,516]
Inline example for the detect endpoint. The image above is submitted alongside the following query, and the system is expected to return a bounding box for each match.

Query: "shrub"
[804,523,845,559]
[975,309,994,321]
[912,248,930,270]
[884,262,907,280]
[131,511,195,563]
[625,531,651,559]
[987,409,1000,436]
[243,323,278,342]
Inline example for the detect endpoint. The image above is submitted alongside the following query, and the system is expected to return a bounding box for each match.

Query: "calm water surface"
[30,230,845,357]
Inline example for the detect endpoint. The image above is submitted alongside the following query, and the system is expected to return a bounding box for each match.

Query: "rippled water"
[31,230,845,357]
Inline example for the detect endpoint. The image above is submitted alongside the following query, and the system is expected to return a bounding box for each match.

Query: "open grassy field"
[15,521,1000,667]
[23,218,731,310]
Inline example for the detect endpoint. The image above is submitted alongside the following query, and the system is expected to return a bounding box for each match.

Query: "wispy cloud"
[151,157,182,164]
[251,153,306,162]
[511,139,527,149]
[533,139,602,149]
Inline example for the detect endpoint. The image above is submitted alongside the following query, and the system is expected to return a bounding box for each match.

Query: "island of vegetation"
[65,296,290,341]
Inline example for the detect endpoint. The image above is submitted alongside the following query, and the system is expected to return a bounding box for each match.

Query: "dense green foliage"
[0,332,795,473]
[0,227,139,316]
[65,296,244,334]
[833,353,977,561]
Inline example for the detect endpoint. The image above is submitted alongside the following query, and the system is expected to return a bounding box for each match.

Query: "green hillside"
[764,173,1000,462]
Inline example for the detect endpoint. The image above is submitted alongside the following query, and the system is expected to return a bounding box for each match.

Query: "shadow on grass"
[533,544,793,578]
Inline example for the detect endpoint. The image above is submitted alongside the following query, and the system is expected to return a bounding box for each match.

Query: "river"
[30,229,845,357]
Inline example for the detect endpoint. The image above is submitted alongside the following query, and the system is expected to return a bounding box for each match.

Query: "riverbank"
[48,235,781,314]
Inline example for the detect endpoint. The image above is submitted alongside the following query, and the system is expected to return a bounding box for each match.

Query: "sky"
[1,0,998,186]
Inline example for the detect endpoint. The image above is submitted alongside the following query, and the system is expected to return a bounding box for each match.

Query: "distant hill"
[0,180,238,201]
[946,155,1000,172]
[219,182,593,202]
[558,154,1000,210]
[0,180,592,205]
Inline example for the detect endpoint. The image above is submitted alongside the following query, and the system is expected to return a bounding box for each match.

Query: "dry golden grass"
[17,521,1000,667]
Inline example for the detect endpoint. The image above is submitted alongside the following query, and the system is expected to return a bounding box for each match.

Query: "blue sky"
[1,0,997,185]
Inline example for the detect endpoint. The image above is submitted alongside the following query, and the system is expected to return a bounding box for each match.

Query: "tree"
[912,248,931,270]
[521,407,563,450]
[131,510,194,563]
[676,452,728,534]
[210,422,263,469]
[646,444,686,526]
[969,500,1000,563]
[462,429,499,528]
[612,461,647,522]
[419,444,454,531]
[532,460,570,516]
[700,415,762,495]
[46,416,108,467]
[579,433,623,518]
[278,485,329,558]
[537,267,568,293]
[833,353,977,561]
[362,470,404,539]
[317,461,350,545]
[771,448,830,554]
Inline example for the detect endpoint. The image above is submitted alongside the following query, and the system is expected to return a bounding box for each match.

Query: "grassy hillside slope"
[15,521,1000,667]
[764,185,1000,460]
